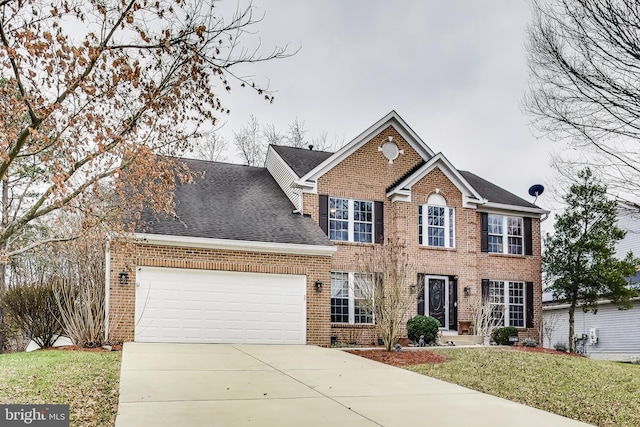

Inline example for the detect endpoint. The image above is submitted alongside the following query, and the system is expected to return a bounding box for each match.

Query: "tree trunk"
[0,173,7,292]
[0,175,7,354]
[568,303,576,353]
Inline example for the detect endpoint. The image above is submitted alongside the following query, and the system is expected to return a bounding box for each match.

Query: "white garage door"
[135,267,307,344]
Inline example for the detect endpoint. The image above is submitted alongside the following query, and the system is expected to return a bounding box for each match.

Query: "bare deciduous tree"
[357,238,419,351]
[525,0,640,208]
[193,132,228,163]
[234,115,266,166]
[286,117,308,148]
[468,295,503,342]
[0,0,289,270]
[234,115,336,165]
[542,311,561,348]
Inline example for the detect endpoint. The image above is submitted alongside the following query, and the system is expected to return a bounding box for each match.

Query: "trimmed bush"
[0,281,63,349]
[491,326,518,345]
[554,342,569,352]
[407,315,440,344]
[521,337,538,347]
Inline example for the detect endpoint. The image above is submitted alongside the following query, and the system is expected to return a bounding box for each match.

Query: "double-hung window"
[331,272,373,324]
[418,194,455,248]
[487,214,523,255]
[329,197,373,243]
[487,280,525,328]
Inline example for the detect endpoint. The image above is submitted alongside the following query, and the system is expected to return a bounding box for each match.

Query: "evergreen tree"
[544,169,638,353]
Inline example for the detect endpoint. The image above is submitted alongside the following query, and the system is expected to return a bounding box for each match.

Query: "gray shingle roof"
[458,170,540,209]
[271,145,333,177]
[138,158,332,246]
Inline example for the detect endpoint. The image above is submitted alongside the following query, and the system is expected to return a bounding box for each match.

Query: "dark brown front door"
[427,277,448,328]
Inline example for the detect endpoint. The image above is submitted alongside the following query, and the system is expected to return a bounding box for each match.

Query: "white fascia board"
[297,111,435,187]
[293,179,317,191]
[135,233,336,257]
[386,153,484,206]
[390,190,411,203]
[463,195,484,207]
[477,202,549,217]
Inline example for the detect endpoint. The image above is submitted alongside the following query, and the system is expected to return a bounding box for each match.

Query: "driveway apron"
[115,343,593,427]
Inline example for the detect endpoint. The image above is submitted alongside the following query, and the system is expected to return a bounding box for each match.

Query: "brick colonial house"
[106,111,547,346]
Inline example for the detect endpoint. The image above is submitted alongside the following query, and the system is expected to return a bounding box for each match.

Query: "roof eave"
[386,153,484,207]
[477,202,549,217]
[134,233,336,257]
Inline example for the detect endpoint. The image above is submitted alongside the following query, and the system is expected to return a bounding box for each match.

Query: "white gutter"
[478,202,550,217]
[134,233,337,257]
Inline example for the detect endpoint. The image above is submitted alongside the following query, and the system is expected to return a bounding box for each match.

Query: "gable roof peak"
[295,110,435,186]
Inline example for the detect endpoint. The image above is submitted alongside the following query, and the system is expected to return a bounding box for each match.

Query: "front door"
[426,276,449,329]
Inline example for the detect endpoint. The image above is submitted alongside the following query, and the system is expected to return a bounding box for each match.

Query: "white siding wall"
[543,301,640,357]
[615,213,640,258]
[265,148,300,210]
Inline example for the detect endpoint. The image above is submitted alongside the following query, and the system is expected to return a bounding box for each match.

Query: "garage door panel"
[135,267,306,344]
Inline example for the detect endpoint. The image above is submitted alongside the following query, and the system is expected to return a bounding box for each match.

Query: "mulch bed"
[510,345,583,357]
[348,345,583,366]
[346,349,447,366]
[43,344,123,352]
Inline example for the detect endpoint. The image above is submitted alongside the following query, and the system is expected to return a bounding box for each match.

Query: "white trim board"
[134,233,336,257]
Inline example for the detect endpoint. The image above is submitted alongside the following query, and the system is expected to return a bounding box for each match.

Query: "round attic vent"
[378,137,404,164]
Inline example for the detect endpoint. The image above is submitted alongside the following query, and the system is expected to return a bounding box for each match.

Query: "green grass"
[406,348,640,427]
[0,350,121,427]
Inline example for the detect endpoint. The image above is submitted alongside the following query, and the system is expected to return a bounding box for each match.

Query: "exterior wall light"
[315,280,323,292]
[464,286,471,296]
[119,270,129,285]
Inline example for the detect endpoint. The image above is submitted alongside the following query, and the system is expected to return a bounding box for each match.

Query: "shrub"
[521,337,538,347]
[491,326,518,345]
[407,315,440,344]
[56,275,107,348]
[554,342,569,352]
[0,309,26,352]
[0,281,64,349]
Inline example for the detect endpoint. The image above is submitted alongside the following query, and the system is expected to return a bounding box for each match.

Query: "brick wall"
[304,126,543,345]
[108,241,332,346]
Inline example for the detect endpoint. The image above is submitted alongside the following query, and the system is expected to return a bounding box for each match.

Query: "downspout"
[104,235,111,343]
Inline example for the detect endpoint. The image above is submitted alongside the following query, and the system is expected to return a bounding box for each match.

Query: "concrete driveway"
[115,343,592,427]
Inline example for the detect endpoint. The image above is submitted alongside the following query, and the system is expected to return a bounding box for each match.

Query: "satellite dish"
[528,184,545,203]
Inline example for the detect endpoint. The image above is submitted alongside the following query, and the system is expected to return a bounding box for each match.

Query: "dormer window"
[418,193,455,248]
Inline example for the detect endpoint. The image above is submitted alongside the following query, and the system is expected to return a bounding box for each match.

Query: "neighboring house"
[106,111,547,346]
[543,208,640,360]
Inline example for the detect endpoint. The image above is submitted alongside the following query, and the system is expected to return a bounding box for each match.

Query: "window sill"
[331,323,375,328]
[485,252,529,258]
[419,245,456,252]
[331,240,376,247]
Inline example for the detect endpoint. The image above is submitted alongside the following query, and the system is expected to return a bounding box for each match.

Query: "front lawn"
[406,348,640,427]
[0,350,121,427]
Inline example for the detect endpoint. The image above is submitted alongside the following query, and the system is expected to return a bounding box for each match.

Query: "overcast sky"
[213,1,560,228]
